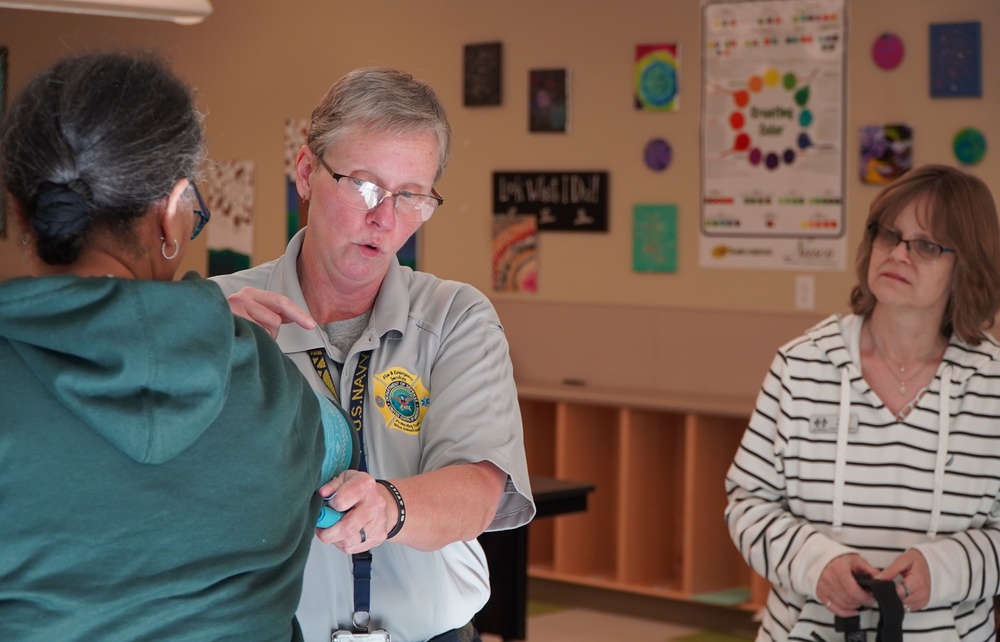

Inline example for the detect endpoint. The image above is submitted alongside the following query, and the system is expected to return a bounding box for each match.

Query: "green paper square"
[633,204,678,272]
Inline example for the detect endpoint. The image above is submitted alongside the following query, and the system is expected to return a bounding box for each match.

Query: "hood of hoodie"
[0,274,234,464]
[805,314,998,537]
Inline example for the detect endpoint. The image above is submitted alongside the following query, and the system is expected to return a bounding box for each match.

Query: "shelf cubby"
[519,384,765,609]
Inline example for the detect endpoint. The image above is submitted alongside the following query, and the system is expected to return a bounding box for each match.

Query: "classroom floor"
[480,601,756,642]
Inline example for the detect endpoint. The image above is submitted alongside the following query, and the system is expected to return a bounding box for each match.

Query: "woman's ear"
[159,178,193,244]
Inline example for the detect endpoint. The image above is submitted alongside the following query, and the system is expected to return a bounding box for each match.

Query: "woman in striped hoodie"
[727,164,1000,641]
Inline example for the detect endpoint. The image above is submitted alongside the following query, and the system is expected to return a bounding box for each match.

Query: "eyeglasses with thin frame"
[868,223,955,262]
[190,181,211,240]
[315,154,444,223]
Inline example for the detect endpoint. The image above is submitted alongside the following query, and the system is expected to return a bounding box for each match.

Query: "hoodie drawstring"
[832,368,851,531]
[928,366,951,538]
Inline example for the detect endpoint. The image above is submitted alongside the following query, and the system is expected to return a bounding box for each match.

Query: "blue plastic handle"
[317,505,343,528]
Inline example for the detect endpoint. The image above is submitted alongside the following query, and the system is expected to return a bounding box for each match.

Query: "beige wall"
[0,0,997,321]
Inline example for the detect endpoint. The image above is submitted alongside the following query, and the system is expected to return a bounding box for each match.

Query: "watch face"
[644,138,673,171]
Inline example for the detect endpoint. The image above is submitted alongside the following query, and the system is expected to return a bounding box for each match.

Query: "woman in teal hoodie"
[0,51,333,641]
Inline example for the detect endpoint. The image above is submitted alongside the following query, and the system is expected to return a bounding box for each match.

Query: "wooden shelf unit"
[519,383,770,609]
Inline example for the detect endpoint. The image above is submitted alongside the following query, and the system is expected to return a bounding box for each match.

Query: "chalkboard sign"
[492,171,609,232]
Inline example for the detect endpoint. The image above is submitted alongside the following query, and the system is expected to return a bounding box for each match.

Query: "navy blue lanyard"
[347,351,371,473]
[308,347,376,630]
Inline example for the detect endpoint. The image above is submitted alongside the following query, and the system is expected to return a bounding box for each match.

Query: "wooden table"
[475,476,595,641]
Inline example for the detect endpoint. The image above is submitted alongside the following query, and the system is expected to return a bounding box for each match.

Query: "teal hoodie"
[0,274,324,641]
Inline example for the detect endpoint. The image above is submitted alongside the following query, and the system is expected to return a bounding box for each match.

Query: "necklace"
[874,351,927,395]
[866,324,944,396]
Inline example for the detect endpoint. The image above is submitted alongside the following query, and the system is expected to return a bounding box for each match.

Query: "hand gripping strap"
[838,573,903,642]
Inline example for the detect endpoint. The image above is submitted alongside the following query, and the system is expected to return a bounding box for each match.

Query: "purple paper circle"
[644,138,673,171]
[872,33,904,70]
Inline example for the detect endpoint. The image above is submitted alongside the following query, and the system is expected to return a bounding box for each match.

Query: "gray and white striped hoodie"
[726,314,1000,641]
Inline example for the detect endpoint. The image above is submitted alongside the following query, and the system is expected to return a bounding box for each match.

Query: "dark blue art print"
[929,22,981,98]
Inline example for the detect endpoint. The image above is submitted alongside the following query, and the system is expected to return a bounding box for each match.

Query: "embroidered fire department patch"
[373,366,430,434]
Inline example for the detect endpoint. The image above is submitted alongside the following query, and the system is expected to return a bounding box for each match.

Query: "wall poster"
[700,0,847,271]
[492,213,538,293]
[492,171,609,232]
[635,43,680,112]
[633,204,678,273]
[528,69,568,133]
[929,22,981,98]
[860,123,912,185]
[204,159,254,277]
[463,42,502,107]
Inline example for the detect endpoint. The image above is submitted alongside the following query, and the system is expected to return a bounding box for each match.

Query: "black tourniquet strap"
[835,572,904,642]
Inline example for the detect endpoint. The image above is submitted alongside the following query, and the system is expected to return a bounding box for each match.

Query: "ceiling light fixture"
[0,0,212,25]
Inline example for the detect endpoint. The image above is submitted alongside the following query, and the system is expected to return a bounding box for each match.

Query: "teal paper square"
[633,204,678,272]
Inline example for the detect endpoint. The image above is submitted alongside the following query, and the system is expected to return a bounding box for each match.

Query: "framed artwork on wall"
[529,69,568,133]
[859,124,912,184]
[204,159,254,277]
[635,43,680,111]
[633,204,678,273]
[492,213,537,293]
[493,171,608,232]
[930,22,981,98]
[463,42,502,107]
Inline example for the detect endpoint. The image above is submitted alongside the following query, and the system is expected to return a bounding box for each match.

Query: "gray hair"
[307,67,451,181]
[1,50,205,265]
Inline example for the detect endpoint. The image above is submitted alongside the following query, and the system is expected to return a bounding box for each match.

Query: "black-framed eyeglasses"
[315,154,443,223]
[190,181,211,240]
[868,223,954,262]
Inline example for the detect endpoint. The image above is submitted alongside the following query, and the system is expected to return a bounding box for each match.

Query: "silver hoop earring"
[161,238,179,260]
[20,231,30,247]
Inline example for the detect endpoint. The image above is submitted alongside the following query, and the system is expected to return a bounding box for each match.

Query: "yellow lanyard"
[308,348,339,403]
[308,347,371,472]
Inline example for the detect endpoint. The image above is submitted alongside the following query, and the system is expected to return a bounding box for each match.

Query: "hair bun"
[33,181,91,239]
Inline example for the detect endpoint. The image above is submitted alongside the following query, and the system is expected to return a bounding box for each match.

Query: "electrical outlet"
[795,275,815,311]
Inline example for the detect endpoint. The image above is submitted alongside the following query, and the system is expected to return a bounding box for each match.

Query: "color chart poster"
[700,0,846,271]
